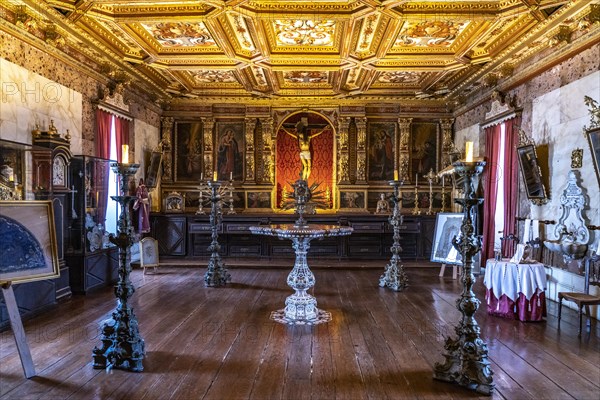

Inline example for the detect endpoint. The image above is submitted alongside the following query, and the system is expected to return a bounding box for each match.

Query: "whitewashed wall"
[0,58,83,153]
[456,70,600,318]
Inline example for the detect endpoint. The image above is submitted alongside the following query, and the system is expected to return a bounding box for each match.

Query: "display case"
[0,139,52,200]
[0,139,56,329]
[65,155,118,294]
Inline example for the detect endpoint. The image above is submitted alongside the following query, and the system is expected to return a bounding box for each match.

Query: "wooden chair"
[558,253,600,336]
[139,237,160,274]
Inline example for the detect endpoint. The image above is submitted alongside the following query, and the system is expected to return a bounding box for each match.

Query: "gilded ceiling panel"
[377,71,423,84]
[140,22,217,48]
[2,0,596,103]
[190,70,239,84]
[283,71,329,84]
[393,20,470,48]
[273,20,336,47]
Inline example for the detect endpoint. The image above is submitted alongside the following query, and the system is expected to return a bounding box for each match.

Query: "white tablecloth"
[483,259,547,302]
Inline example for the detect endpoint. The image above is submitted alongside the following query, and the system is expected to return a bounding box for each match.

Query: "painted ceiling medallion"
[283,71,328,84]
[395,20,469,48]
[142,22,216,47]
[378,71,421,84]
[192,70,237,84]
[274,20,335,46]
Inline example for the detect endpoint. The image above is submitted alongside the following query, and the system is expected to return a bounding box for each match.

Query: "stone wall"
[454,44,600,313]
[0,32,161,156]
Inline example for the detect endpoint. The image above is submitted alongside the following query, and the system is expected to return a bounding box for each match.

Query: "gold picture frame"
[0,200,60,284]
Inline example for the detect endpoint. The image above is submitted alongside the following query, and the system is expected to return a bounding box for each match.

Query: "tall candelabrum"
[196,177,235,215]
[424,169,437,215]
[412,174,421,215]
[379,179,408,291]
[202,179,233,287]
[433,160,494,395]
[92,163,145,372]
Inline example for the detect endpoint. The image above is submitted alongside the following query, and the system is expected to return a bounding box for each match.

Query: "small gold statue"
[48,119,59,136]
[375,193,390,214]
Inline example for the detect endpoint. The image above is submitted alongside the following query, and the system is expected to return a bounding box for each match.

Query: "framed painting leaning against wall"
[0,201,60,284]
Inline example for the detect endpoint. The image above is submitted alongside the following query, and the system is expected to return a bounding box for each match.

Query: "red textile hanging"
[502,117,521,258]
[481,123,502,262]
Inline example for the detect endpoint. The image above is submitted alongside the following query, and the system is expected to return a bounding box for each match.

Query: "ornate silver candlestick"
[433,160,494,395]
[424,168,437,215]
[411,184,421,215]
[204,179,232,287]
[440,176,447,212]
[379,179,408,291]
[92,162,145,372]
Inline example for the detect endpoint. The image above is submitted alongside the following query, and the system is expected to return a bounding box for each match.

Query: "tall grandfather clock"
[32,123,73,300]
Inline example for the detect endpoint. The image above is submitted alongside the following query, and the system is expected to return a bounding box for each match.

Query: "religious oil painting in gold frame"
[247,192,271,209]
[0,200,59,284]
[215,121,244,181]
[367,122,395,181]
[411,122,440,177]
[175,122,203,182]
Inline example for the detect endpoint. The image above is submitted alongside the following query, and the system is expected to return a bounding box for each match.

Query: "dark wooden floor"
[1,262,599,400]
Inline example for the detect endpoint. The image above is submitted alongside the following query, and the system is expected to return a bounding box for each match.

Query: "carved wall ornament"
[482,90,520,127]
[552,171,589,246]
[571,149,583,169]
[583,96,600,130]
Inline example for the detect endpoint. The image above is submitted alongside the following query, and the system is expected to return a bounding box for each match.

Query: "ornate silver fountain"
[250,178,352,325]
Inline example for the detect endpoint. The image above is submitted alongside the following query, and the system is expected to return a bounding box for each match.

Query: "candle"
[415,173,418,185]
[200,172,204,181]
[122,144,129,164]
[394,170,399,181]
[230,171,233,181]
[442,176,445,188]
[213,171,218,181]
[465,141,473,162]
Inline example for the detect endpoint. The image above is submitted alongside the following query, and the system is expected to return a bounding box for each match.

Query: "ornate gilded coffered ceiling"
[2,1,599,105]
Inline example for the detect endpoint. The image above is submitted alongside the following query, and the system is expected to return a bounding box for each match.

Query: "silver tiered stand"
[92,162,145,372]
[250,179,352,325]
[433,160,494,395]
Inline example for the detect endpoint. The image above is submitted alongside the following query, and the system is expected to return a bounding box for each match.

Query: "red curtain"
[114,116,129,162]
[95,109,112,225]
[481,124,502,262]
[95,109,112,158]
[502,117,521,257]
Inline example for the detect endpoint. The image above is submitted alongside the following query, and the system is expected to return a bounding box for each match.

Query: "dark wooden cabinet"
[154,215,187,256]
[66,247,118,294]
[151,213,435,260]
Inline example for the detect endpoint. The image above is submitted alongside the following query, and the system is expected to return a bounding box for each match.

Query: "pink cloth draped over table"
[483,259,547,321]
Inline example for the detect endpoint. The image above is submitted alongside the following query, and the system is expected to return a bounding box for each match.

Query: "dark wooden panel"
[153,215,187,256]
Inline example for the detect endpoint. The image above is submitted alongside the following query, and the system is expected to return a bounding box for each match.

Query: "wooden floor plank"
[0,263,598,400]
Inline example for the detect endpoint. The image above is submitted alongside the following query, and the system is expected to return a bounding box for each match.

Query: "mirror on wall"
[516,128,547,204]
[517,144,547,203]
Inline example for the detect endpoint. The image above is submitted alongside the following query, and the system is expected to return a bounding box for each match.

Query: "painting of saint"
[411,123,439,176]
[367,122,395,181]
[216,122,244,181]
[175,122,203,181]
